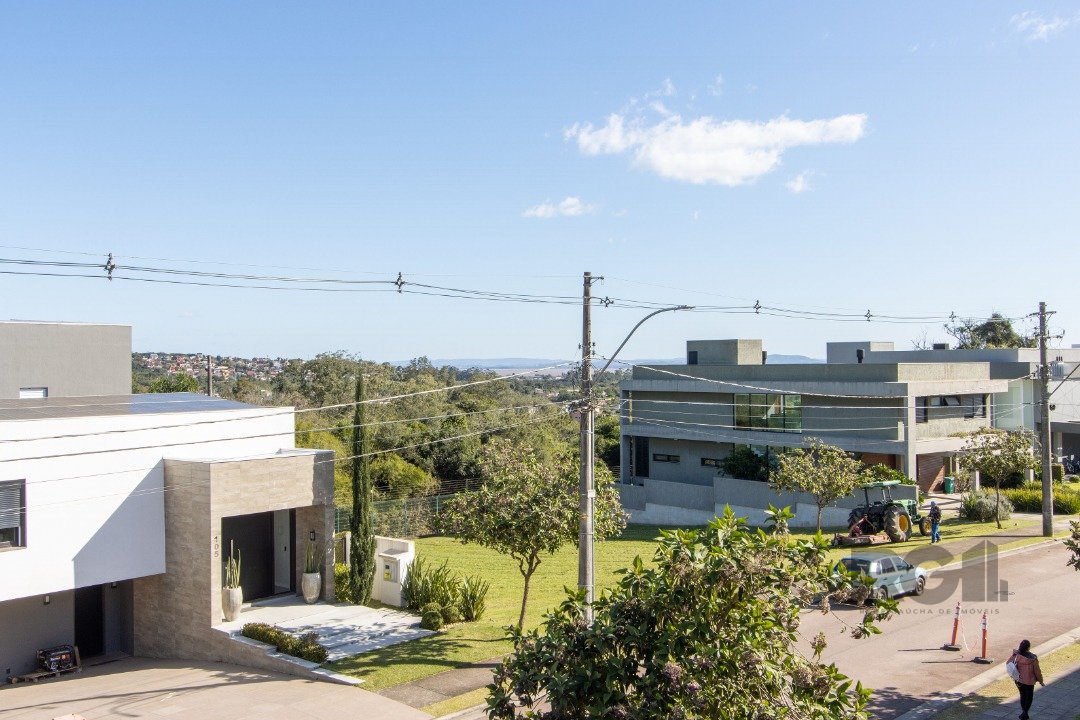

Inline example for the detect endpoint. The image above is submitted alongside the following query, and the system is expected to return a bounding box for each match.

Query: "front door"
[222,512,275,601]
[74,585,104,658]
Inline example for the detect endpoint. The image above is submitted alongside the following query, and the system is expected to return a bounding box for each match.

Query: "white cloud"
[708,74,724,96]
[522,196,595,219]
[1011,11,1076,41]
[566,112,867,186]
[786,171,812,194]
[659,77,676,97]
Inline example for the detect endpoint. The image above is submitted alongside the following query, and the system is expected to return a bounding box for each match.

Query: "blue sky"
[1,3,1077,362]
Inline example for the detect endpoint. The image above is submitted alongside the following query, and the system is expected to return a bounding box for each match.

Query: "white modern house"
[0,324,335,680]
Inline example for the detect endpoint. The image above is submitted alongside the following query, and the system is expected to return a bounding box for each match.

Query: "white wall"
[0,406,296,602]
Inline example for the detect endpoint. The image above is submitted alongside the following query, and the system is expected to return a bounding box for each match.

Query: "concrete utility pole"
[578,271,597,623]
[206,354,214,397]
[1038,302,1054,537]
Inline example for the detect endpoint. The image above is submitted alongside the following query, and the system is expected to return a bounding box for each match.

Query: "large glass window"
[734,394,802,433]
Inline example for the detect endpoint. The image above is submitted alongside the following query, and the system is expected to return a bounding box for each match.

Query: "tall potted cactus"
[222,541,243,621]
[302,539,322,604]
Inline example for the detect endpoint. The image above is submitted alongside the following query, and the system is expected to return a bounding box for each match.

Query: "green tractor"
[846,480,928,543]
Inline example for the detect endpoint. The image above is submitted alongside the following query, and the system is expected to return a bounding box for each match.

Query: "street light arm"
[596,305,694,378]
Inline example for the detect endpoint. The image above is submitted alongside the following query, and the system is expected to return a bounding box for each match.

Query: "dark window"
[916,397,928,424]
[965,394,987,419]
[0,480,26,548]
[877,558,896,574]
[633,437,650,479]
[652,453,680,463]
[701,458,721,468]
[687,351,698,365]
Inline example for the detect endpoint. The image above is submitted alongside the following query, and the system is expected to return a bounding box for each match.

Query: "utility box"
[373,536,415,607]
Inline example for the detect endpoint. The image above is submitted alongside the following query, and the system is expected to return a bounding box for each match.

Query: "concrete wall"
[686,339,763,366]
[0,322,131,398]
[0,591,75,679]
[134,450,335,662]
[0,407,296,602]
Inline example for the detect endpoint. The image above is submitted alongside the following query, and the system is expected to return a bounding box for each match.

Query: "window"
[876,558,896,574]
[19,387,48,399]
[652,453,680,463]
[633,437,650,479]
[0,480,25,548]
[687,350,698,365]
[734,393,802,433]
[965,394,987,419]
[915,397,928,424]
[701,458,722,468]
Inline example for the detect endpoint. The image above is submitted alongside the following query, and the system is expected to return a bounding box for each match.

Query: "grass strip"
[422,687,490,717]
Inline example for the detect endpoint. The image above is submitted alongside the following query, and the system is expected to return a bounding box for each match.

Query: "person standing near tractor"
[928,501,942,544]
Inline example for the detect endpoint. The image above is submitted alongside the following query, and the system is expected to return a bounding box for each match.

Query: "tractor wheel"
[918,516,931,536]
[847,509,862,527]
[883,506,912,543]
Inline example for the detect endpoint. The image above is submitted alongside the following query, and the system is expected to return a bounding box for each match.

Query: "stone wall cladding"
[133,450,335,663]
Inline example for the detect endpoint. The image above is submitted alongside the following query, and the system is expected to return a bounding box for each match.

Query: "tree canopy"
[488,508,894,720]
[960,428,1038,529]
[147,372,200,393]
[437,438,626,629]
[771,439,865,531]
[944,313,1035,350]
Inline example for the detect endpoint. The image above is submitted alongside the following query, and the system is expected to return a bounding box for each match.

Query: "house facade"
[617,339,1009,526]
[0,324,334,679]
[0,320,131,399]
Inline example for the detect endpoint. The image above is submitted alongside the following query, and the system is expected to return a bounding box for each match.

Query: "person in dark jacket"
[1008,639,1044,720]
[928,501,942,544]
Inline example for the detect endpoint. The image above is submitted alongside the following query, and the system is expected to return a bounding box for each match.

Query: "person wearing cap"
[928,501,942,544]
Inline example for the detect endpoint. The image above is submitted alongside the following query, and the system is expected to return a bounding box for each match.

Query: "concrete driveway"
[0,657,429,720]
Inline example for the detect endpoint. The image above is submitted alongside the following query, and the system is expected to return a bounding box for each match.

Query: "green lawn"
[328,516,1050,690]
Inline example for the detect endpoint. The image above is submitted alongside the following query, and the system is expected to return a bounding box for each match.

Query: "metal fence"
[335,493,456,537]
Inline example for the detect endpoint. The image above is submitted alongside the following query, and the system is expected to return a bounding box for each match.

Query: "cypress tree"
[349,368,375,603]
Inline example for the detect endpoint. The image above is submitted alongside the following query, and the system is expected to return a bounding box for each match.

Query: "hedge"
[241,622,329,663]
[1001,485,1080,515]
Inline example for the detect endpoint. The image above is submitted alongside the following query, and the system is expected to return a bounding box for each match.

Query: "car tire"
[875,586,888,603]
[913,576,926,596]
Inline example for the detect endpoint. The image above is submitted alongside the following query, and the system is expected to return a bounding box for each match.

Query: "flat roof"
[0,393,262,421]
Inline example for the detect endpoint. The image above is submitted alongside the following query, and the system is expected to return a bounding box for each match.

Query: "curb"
[892,628,1080,720]
[930,533,1063,574]
[435,703,487,720]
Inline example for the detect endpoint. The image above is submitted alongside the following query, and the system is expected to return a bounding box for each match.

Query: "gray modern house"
[0,321,132,399]
[617,339,1010,526]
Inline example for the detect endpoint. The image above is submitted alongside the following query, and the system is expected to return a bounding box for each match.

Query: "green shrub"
[1002,485,1080,515]
[240,623,328,663]
[863,464,914,485]
[402,556,463,614]
[958,491,1013,522]
[334,563,353,604]
[459,575,489,621]
[440,605,462,624]
[1053,464,1064,482]
[420,605,444,631]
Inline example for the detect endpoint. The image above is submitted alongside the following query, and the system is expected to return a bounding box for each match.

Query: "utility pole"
[206,354,214,397]
[1038,302,1054,537]
[578,271,596,623]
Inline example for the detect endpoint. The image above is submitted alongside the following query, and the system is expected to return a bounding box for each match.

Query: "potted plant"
[302,539,321,604]
[222,541,243,621]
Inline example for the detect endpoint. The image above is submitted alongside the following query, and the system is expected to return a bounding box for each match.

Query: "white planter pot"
[222,587,243,622]
[302,572,321,604]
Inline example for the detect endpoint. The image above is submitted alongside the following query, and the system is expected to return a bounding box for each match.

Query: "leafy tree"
[148,372,200,393]
[595,414,622,473]
[295,414,353,506]
[437,438,626,629]
[771,439,865,531]
[1066,518,1080,572]
[349,371,376,604]
[371,453,438,498]
[488,508,894,720]
[944,312,1035,350]
[719,445,775,482]
[862,463,913,485]
[960,428,1039,529]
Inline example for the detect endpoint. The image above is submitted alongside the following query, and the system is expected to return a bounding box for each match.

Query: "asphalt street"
[800,540,1078,719]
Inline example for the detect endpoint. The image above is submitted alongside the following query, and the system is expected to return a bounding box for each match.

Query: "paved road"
[0,657,429,720]
[801,539,1077,719]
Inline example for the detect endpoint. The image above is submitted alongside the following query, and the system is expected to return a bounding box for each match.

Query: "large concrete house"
[617,339,1010,526]
[0,323,334,679]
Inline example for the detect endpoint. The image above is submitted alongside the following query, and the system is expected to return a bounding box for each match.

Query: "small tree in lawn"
[1066,517,1080,572]
[961,428,1038,529]
[488,507,896,720]
[437,438,625,630]
[770,439,864,531]
[349,370,376,604]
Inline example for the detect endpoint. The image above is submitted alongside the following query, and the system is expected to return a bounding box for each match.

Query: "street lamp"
[576,273,691,622]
